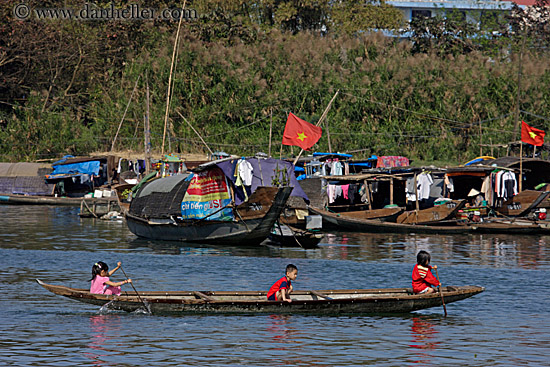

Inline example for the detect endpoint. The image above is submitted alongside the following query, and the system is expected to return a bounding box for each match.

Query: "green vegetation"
[1,0,549,164]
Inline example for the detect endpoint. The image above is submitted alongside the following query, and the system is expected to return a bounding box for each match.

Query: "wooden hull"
[36,280,484,315]
[496,190,550,217]
[310,206,550,234]
[334,207,404,222]
[267,225,323,248]
[126,186,293,245]
[470,219,550,234]
[396,200,465,224]
[309,206,471,234]
[0,194,116,206]
[113,183,134,215]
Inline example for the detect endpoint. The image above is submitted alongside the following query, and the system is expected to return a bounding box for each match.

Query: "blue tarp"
[52,155,75,166]
[312,152,353,158]
[46,161,100,179]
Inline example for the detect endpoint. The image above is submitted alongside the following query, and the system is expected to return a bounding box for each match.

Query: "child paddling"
[412,251,441,294]
[90,261,132,295]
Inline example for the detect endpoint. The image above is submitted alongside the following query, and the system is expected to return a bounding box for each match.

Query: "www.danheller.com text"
[13,3,197,21]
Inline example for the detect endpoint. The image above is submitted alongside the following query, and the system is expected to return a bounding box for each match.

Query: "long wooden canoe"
[37,279,484,315]
[0,193,117,206]
[309,206,473,234]
[470,218,550,234]
[310,206,550,234]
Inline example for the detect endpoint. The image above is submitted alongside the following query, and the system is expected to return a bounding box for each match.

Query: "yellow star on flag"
[529,131,538,139]
[297,132,308,141]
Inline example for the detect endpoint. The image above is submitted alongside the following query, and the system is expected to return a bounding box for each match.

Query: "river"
[1,205,549,366]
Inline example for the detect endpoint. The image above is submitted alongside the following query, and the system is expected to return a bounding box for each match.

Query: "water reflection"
[2,205,550,366]
[84,314,123,366]
[2,205,550,269]
[266,315,301,349]
[408,316,440,364]
[321,231,550,269]
[127,237,323,259]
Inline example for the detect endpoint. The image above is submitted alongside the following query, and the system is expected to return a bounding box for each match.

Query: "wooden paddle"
[120,266,151,314]
[435,266,448,317]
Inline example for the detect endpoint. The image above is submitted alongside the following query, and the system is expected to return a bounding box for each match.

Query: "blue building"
[386,0,534,23]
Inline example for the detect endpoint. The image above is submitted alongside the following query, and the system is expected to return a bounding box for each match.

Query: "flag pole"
[162,0,187,156]
[519,140,523,193]
[292,90,339,166]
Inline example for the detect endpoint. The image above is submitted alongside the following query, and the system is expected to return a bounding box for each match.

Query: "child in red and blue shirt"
[267,264,298,302]
[412,250,440,294]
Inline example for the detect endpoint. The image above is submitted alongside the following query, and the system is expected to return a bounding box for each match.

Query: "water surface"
[1,205,549,366]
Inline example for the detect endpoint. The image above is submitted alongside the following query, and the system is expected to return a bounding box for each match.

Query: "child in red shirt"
[267,264,298,302]
[412,250,440,294]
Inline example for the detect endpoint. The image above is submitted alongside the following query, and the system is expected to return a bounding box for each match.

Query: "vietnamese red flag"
[521,121,545,146]
[282,112,322,150]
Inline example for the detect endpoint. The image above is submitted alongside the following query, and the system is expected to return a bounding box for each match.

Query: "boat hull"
[0,194,116,206]
[309,206,471,234]
[267,225,323,248]
[396,200,465,224]
[497,190,550,217]
[126,186,293,245]
[37,280,484,315]
[310,206,550,234]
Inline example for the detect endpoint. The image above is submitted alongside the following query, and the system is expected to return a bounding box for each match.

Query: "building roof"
[0,163,52,177]
[387,0,535,9]
[512,0,537,5]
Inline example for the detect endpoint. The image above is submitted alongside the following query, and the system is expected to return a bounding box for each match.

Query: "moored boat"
[395,199,465,224]
[469,218,550,234]
[495,190,550,217]
[127,185,293,245]
[36,279,484,315]
[310,206,550,234]
[309,206,472,234]
[126,156,308,245]
[266,224,324,248]
[334,206,404,222]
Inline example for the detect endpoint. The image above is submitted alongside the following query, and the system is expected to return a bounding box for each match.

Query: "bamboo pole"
[479,117,483,156]
[326,117,332,153]
[144,78,151,175]
[269,107,273,157]
[364,179,373,210]
[111,75,140,151]
[390,177,394,205]
[414,172,420,214]
[512,34,526,143]
[162,0,187,155]
[176,110,214,156]
[292,90,339,166]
